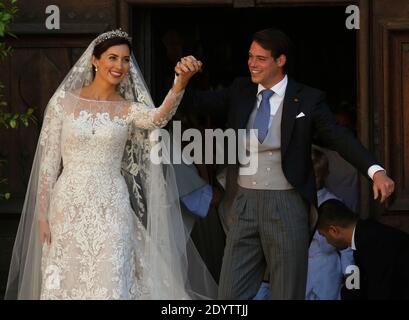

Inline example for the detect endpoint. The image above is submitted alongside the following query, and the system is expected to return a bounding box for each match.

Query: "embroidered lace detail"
[128,89,184,129]
[38,89,183,299]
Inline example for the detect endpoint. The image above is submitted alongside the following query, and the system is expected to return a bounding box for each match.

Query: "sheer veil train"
[5,30,217,299]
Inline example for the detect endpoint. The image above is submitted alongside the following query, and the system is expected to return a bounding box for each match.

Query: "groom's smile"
[248,41,285,88]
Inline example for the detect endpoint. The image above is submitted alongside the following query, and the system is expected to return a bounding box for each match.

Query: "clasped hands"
[174,56,203,89]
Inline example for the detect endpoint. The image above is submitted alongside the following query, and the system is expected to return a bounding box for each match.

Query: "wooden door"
[372,0,409,232]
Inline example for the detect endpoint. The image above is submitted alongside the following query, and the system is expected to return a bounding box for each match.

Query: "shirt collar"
[351,225,356,250]
[257,74,288,98]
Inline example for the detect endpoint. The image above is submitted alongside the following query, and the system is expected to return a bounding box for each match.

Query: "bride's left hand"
[174,56,202,90]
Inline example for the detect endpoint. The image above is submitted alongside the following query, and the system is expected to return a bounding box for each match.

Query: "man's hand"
[373,170,395,203]
[174,55,202,91]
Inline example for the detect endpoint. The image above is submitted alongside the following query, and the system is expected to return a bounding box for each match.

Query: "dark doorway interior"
[133,5,357,118]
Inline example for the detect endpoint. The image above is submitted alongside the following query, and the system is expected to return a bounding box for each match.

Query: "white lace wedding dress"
[38,90,181,299]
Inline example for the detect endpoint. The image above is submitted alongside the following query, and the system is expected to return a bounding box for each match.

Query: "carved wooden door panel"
[372,0,409,232]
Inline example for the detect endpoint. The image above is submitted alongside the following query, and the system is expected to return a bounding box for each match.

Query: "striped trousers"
[218,186,310,299]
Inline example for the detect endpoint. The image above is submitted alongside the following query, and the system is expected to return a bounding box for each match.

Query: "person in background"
[306,148,351,300]
[317,199,409,300]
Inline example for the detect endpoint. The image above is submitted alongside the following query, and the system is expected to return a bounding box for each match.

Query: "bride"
[5,29,217,299]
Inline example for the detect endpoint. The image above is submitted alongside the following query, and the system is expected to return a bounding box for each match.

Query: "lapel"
[236,81,258,129]
[281,78,302,156]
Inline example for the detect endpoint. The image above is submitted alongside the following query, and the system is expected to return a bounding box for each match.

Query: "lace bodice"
[34,88,188,299]
[36,89,183,221]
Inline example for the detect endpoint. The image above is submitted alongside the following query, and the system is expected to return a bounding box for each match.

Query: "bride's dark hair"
[92,37,132,75]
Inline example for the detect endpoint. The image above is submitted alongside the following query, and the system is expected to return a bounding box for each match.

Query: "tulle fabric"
[5,32,217,300]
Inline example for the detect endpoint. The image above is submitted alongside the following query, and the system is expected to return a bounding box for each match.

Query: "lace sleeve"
[36,101,64,222]
[129,89,184,129]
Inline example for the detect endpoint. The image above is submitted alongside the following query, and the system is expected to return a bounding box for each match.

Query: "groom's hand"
[173,56,202,92]
[175,56,203,87]
[373,170,395,203]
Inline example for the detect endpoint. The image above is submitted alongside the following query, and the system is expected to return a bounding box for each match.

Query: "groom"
[176,28,395,300]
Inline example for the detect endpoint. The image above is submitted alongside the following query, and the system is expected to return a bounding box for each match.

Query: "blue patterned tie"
[253,89,274,143]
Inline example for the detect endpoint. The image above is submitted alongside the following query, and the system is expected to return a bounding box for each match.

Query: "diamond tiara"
[94,29,132,46]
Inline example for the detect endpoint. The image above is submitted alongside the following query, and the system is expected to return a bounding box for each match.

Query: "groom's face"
[248,41,284,88]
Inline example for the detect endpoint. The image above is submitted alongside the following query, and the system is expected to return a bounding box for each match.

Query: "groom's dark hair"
[252,28,294,74]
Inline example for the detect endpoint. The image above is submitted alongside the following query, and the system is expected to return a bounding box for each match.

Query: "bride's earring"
[94,65,98,72]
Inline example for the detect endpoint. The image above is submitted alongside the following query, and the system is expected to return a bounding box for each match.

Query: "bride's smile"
[92,44,131,86]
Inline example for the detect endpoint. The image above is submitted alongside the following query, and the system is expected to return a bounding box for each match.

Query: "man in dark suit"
[317,199,409,299]
[175,28,395,299]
